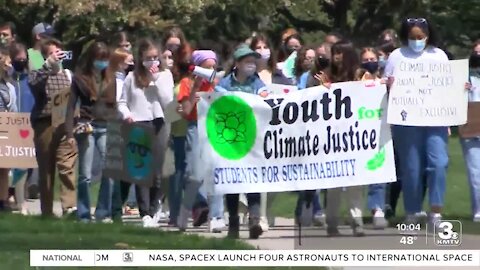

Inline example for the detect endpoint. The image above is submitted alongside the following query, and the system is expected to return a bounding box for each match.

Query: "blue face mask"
[378,56,386,68]
[94,60,109,70]
[408,39,426,53]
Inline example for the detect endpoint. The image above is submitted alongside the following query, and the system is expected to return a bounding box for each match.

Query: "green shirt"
[28,48,45,71]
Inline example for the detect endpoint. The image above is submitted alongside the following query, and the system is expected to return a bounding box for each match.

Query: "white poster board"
[387,59,469,126]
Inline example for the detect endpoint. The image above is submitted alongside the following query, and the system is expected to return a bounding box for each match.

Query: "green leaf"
[365,147,386,171]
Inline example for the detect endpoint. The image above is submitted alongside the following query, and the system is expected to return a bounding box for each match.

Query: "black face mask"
[361,61,379,74]
[470,53,480,68]
[12,59,27,72]
[283,44,295,55]
[125,64,135,73]
[166,44,180,53]
[317,57,330,70]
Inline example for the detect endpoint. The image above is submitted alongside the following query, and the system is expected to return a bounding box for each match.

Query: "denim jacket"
[215,71,266,94]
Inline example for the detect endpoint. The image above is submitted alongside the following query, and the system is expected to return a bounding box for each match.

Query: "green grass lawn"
[0,214,325,270]
[270,137,480,234]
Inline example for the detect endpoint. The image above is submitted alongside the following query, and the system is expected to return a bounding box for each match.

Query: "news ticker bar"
[30,250,480,267]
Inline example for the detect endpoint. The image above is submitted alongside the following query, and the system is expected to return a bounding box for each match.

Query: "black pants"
[135,182,162,218]
[226,193,261,218]
[112,180,133,220]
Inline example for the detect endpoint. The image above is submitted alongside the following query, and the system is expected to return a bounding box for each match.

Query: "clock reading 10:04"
[396,223,422,231]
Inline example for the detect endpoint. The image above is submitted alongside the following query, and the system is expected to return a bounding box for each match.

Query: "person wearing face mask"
[277,34,303,79]
[107,48,142,220]
[175,50,227,234]
[385,18,467,231]
[117,39,174,227]
[306,42,331,88]
[216,45,266,239]
[294,47,316,89]
[0,45,17,212]
[28,38,77,217]
[352,47,390,229]
[249,34,291,231]
[460,40,480,223]
[0,22,16,47]
[64,41,118,223]
[8,42,37,215]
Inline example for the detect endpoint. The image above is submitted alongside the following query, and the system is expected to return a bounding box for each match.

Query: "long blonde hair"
[108,48,130,74]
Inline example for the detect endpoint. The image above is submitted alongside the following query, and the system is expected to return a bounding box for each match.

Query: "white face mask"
[142,60,160,69]
[260,49,271,61]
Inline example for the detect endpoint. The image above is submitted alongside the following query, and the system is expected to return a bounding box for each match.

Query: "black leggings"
[226,193,260,218]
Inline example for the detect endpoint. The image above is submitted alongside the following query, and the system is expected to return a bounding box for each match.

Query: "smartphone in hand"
[62,51,73,60]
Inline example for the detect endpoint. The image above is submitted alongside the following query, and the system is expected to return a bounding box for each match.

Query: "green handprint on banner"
[366,147,386,171]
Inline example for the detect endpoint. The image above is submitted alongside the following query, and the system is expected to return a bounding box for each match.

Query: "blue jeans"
[392,126,448,214]
[460,138,480,215]
[76,123,113,221]
[198,182,224,219]
[168,136,187,222]
[182,123,207,210]
[367,184,386,210]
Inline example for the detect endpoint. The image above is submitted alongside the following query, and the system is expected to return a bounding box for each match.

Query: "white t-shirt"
[384,46,449,78]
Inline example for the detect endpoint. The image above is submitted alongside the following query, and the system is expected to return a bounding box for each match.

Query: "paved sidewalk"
[25,200,480,270]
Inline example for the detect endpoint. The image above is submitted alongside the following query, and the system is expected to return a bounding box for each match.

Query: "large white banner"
[387,59,469,126]
[197,81,396,195]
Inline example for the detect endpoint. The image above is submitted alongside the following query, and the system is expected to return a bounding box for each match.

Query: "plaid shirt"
[29,63,71,123]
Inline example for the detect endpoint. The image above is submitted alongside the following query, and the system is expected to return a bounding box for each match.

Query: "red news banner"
[0,112,37,168]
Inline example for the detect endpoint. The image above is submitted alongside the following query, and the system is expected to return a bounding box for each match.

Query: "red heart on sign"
[19,129,29,138]
[283,89,290,93]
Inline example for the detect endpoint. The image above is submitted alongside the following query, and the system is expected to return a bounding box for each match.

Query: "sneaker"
[404,214,420,226]
[248,216,263,239]
[62,207,77,219]
[299,202,313,227]
[415,211,428,223]
[100,218,114,224]
[313,211,326,227]
[177,206,190,231]
[474,213,480,223]
[428,213,442,234]
[142,216,159,228]
[192,207,209,227]
[209,218,226,233]
[372,209,388,229]
[259,216,269,232]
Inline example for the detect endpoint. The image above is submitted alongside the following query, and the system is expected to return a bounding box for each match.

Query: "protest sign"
[387,59,469,126]
[52,88,79,127]
[103,121,157,186]
[197,81,396,195]
[266,84,298,95]
[0,112,37,168]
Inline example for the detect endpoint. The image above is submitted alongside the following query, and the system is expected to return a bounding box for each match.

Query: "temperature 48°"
[400,236,417,245]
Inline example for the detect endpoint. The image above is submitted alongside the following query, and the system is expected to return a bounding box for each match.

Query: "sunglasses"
[407,18,428,25]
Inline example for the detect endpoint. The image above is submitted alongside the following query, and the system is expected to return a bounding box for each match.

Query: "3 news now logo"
[434,220,462,246]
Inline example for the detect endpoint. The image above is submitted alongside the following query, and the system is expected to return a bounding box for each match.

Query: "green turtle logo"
[206,95,256,160]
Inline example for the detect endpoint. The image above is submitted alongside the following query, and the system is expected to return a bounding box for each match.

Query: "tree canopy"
[1,0,477,60]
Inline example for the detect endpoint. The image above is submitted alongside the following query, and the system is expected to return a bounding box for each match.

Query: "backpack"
[0,80,11,112]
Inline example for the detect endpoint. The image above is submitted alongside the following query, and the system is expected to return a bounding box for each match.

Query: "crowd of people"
[0,17,479,240]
